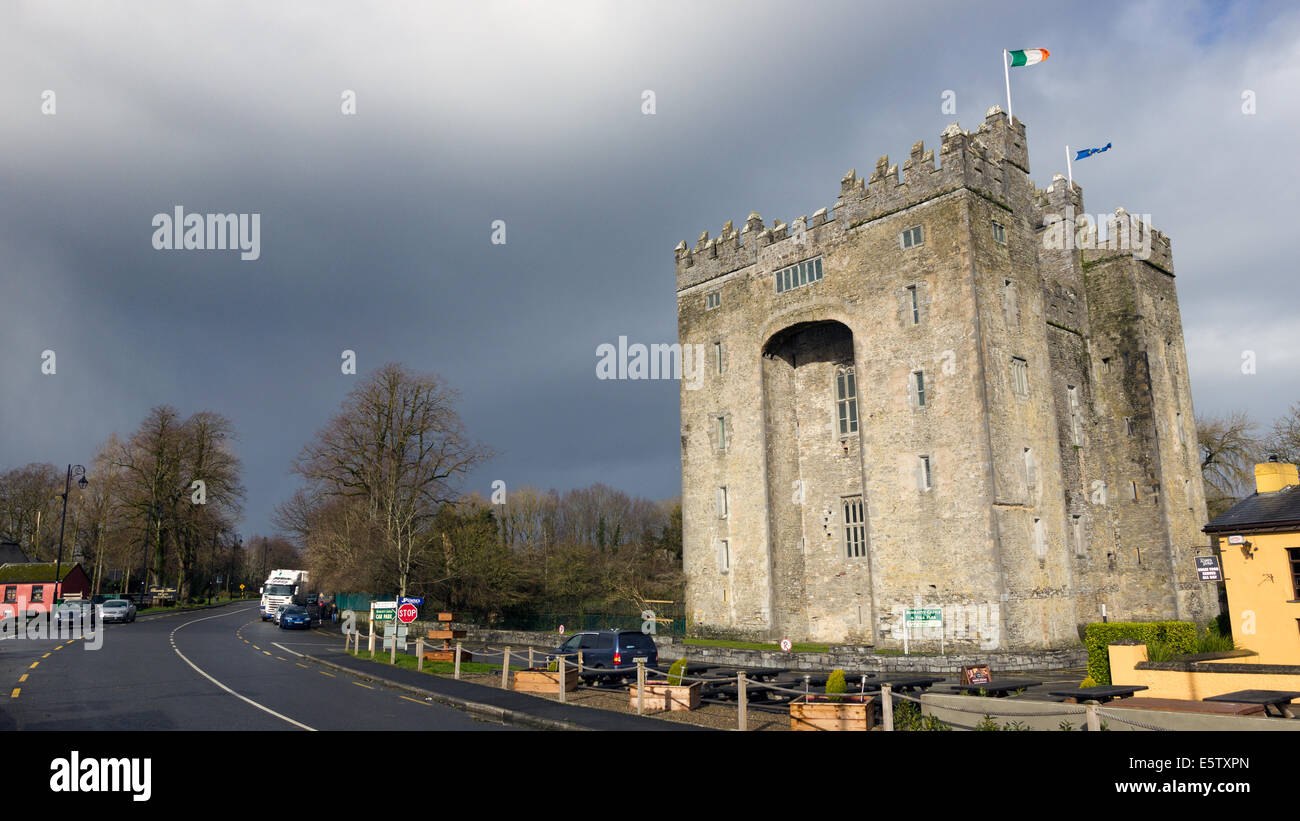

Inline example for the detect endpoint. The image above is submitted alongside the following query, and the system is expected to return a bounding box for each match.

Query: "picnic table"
[774,671,875,691]
[1203,690,1300,718]
[947,678,1042,697]
[1048,684,1148,703]
[1108,697,1265,716]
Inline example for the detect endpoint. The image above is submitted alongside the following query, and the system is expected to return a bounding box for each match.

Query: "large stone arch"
[759,317,875,643]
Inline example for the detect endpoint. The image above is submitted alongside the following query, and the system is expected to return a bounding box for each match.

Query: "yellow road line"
[275,656,287,661]
[41,653,50,659]
[263,651,271,656]
[296,663,309,669]
[252,645,261,650]
[319,671,335,678]
[10,688,18,698]
[352,681,373,689]
[54,645,63,651]
[400,695,430,706]
[18,674,28,683]
[29,662,38,669]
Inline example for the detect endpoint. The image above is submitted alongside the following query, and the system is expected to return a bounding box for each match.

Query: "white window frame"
[705,291,721,310]
[992,221,1006,245]
[716,486,728,519]
[774,256,823,294]
[718,539,730,573]
[836,365,858,436]
[843,496,867,559]
[900,225,924,249]
[913,370,926,407]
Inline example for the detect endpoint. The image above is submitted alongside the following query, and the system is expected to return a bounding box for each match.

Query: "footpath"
[300,635,709,732]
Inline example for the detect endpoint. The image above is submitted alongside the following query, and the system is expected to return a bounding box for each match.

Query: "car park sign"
[372,601,397,622]
[398,602,419,623]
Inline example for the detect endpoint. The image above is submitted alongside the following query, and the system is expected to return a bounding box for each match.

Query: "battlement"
[1080,208,1174,274]
[675,107,1030,291]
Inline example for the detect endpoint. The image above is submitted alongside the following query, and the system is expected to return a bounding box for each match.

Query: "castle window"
[1101,357,1111,374]
[1068,385,1081,445]
[715,341,723,375]
[1072,515,1086,557]
[1003,279,1019,327]
[718,539,730,573]
[918,455,932,491]
[1024,447,1036,489]
[992,222,1006,245]
[716,416,727,451]
[1032,518,1046,558]
[907,285,920,324]
[913,370,927,407]
[774,256,823,294]
[843,496,867,559]
[705,291,721,310]
[716,486,728,518]
[1129,480,1139,501]
[836,366,858,435]
[900,225,924,249]
[1010,357,1029,397]
[1124,416,1134,436]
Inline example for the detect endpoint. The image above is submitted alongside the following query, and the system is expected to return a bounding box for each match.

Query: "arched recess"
[760,319,873,643]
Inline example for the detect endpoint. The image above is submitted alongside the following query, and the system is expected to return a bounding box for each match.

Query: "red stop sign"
[397,603,418,623]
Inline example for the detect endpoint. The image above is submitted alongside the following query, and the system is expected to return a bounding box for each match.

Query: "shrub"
[975,715,1001,731]
[546,660,558,672]
[666,657,687,686]
[1082,621,1197,684]
[894,700,921,730]
[1195,621,1235,654]
[825,669,847,703]
[1079,675,1097,689]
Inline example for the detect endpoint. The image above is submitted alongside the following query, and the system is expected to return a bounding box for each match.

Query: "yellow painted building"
[1203,459,1300,664]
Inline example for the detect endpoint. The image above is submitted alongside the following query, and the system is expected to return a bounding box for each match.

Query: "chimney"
[1255,458,1300,494]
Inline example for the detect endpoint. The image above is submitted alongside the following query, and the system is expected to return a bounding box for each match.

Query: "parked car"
[277,605,316,630]
[546,629,658,670]
[100,599,137,623]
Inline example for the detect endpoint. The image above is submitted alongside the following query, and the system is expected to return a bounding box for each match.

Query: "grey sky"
[2,0,1297,538]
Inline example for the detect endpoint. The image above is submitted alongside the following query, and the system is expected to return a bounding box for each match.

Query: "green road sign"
[905,608,942,623]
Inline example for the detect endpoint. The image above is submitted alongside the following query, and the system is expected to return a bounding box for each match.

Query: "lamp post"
[54,464,88,604]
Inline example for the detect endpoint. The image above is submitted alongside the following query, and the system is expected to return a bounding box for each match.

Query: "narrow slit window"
[1011,357,1029,397]
[919,456,932,491]
[913,370,926,407]
[715,341,723,375]
[717,416,727,451]
[907,285,920,324]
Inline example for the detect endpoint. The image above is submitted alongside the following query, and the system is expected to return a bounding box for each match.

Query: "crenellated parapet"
[1081,208,1175,274]
[675,106,1032,291]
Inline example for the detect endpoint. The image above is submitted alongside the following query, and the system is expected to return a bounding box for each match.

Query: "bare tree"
[1265,402,1300,466]
[1198,411,1261,517]
[292,363,491,597]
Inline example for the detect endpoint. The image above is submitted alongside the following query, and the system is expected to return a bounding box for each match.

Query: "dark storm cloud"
[2,0,1297,537]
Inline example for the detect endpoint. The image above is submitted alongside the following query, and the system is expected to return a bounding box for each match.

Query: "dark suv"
[547,629,658,670]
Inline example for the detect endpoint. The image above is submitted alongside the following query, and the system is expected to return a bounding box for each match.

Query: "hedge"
[1083,621,1197,685]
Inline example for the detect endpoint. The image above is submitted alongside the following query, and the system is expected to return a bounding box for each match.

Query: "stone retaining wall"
[457,626,1082,673]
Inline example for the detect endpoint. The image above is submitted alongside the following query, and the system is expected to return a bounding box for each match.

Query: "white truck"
[259,569,309,621]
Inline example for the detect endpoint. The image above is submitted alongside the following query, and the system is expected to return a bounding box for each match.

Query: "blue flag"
[1075,142,1112,161]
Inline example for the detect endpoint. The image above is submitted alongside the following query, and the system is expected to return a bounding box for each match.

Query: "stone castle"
[674,107,1218,652]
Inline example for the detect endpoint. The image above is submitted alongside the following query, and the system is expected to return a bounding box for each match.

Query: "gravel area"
[458,672,790,731]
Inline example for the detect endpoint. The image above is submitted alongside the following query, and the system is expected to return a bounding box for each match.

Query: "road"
[0,601,516,731]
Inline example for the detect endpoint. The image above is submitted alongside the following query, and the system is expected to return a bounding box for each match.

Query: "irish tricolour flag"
[1008,48,1050,67]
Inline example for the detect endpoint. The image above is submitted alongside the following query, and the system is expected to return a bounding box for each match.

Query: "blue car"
[547,629,658,670]
[277,605,316,630]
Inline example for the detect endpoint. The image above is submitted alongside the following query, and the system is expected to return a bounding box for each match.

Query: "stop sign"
[397,603,418,623]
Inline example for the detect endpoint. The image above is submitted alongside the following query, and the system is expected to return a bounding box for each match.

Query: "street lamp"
[54,464,88,604]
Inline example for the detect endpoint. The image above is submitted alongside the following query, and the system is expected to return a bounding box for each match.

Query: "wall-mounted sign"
[1195,556,1223,581]
[905,608,942,624]
[1227,535,1244,545]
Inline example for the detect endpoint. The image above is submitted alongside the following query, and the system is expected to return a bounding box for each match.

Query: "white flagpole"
[1003,50,1013,121]
[1066,145,1073,186]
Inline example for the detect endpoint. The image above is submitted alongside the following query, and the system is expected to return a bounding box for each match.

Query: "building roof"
[0,542,31,565]
[1204,484,1300,533]
[0,562,81,583]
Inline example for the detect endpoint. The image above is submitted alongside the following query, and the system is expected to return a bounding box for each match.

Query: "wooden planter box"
[512,667,578,694]
[628,681,702,712]
[789,695,875,731]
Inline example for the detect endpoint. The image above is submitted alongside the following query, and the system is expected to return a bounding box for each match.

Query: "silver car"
[100,599,137,623]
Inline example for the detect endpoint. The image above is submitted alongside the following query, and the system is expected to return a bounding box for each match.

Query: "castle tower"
[674,107,1217,651]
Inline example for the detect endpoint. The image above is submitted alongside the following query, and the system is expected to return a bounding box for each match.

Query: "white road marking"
[271,642,303,657]
[169,607,316,731]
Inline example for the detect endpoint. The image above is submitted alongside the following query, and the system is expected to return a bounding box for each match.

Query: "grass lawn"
[683,637,832,653]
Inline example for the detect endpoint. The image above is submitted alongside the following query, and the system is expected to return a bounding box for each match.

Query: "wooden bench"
[1107,696,1265,716]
